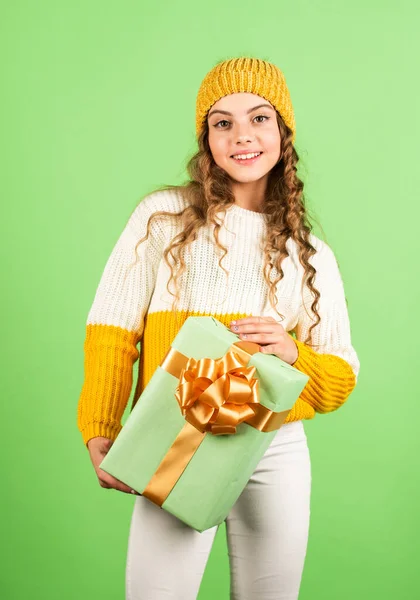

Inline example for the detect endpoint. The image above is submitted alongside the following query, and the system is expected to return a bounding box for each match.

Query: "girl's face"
[207,92,281,185]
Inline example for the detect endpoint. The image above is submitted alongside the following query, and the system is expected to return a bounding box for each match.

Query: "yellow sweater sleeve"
[291,338,357,413]
[77,193,166,447]
[77,325,140,446]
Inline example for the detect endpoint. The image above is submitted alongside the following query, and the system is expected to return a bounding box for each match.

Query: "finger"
[238,332,282,343]
[233,322,285,334]
[98,475,137,495]
[98,470,133,494]
[97,470,117,487]
[259,344,279,354]
[98,478,112,489]
[100,477,131,494]
[112,479,134,494]
[230,317,261,326]
[113,483,135,494]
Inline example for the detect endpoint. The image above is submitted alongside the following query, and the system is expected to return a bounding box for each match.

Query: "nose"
[235,133,256,148]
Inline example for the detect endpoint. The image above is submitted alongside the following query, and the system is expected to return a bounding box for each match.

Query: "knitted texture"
[292,340,357,412]
[195,57,296,142]
[77,189,360,446]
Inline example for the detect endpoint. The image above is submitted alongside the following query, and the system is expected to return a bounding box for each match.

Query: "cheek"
[264,129,281,154]
[208,134,228,163]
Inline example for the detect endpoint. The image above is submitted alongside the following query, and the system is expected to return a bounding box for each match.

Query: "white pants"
[126,420,311,600]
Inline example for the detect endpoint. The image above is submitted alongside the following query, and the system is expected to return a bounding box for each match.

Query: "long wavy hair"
[130,111,323,346]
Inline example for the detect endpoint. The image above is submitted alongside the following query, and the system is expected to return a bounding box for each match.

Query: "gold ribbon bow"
[175,347,260,435]
[142,340,290,506]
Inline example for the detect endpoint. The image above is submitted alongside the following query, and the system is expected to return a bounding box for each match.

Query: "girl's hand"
[230,316,299,365]
[87,436,141,495]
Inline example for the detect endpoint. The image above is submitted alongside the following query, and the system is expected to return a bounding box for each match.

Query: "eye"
[213,115,270,129]
[214,119,230,129]
[213,114,270,129]
[254,115,270,123]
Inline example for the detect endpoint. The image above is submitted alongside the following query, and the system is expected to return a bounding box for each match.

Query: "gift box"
[100,316,309,532]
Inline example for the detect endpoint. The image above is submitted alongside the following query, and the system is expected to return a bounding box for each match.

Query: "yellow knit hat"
[195,57,296,143]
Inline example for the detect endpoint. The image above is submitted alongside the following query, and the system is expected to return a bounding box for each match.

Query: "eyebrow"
[207,103,274,119]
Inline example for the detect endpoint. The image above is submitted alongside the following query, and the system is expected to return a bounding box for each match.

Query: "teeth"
[233,152,261,160]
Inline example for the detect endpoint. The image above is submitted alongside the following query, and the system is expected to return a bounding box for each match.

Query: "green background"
[2,1,419,598]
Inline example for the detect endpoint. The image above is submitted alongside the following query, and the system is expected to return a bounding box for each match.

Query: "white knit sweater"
[77,188,360,445]
[87,188,360,377]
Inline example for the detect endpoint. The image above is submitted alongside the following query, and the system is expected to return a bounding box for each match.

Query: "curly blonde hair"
[130,112,323,346]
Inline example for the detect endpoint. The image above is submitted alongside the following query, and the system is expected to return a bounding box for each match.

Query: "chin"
[226,169,271,183]
[230,175,266,184]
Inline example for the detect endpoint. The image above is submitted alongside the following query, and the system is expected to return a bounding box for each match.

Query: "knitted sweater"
[77,189,360,446]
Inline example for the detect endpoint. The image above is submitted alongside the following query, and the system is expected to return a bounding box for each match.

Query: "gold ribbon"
[142,340,290,506]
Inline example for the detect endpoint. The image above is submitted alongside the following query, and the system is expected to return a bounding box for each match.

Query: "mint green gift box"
[100,316,309,532]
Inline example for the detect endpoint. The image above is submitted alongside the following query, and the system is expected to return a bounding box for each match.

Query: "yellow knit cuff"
[291,338,356,413]
[80,421,123,448]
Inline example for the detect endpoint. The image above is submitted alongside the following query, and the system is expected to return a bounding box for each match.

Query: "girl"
[77,56,360,600]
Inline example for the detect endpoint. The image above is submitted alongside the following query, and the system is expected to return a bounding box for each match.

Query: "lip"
[231,151,263,165]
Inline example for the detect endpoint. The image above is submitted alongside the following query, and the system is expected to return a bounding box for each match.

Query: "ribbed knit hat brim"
[196,57,296,143]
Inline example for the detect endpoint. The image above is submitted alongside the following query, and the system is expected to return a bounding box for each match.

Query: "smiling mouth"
[231,152,263,164]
